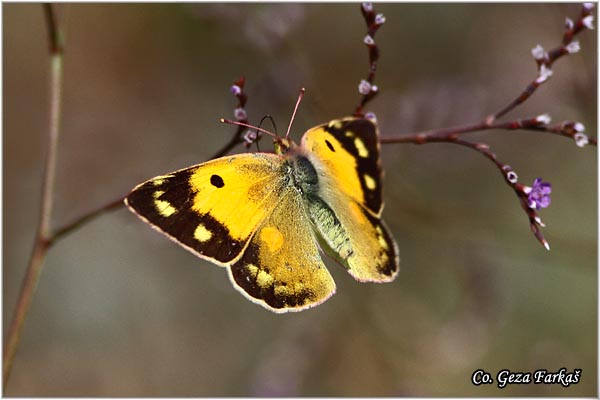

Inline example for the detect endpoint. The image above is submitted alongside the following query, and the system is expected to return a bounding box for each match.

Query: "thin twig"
[381,114,595,249]
[381,117,597,146]
[211,133,245,159]
[212,76,249,158]
[43,3,62,54]
[488,3,594,122]
[451,138,550,250]
[354,3,384,117]
[50,196,126,244]
[3,4,64,387]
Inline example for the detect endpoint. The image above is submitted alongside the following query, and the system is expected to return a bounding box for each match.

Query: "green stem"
[3,5,64,388]
[3,239,50,387]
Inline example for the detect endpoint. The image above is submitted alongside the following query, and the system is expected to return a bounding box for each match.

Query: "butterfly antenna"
[255,115,278,152]
[285,87,306,141]
[258,115,279,138]
[219,118,278,139]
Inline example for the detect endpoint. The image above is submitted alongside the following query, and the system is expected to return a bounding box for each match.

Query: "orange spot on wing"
[260,226,284,253]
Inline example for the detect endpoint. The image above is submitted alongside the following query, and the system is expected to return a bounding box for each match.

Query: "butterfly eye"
[325,140,336,152]
[210,174,225,188]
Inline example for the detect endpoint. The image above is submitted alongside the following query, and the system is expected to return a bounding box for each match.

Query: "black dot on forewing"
[325,140,335,152]
[210,174,225,188]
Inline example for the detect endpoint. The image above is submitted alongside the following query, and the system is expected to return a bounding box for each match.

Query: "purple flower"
[230,85,242,96]
[527,178,552,210]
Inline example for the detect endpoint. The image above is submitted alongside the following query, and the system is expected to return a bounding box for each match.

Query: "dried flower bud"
[543,240,551,251]
[582,15,595,30]
[234,107,247,121]
[574,122,585,132]
[506,171,518,184]
[565,40,581,54]
[535,64,553,84]
[565,17,574,30]
[243,130,258,144]
[358,79,372,95]
[364,112,377,122]
[375,13,386,25]
[562,121,587,135]
[230,85,242,96]
[531,44,545,60]
[574,132,589,147]
[583,2,595,11]
[363,35,375,46]
[534,215,546,228]
[536,113,552,125]
[371,85,378,93]
[362,2,373,12]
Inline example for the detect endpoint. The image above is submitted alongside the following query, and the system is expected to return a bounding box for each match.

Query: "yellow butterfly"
[125,116,399,313]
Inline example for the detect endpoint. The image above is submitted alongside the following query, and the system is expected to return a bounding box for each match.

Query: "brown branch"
[451,138,550,250]
[381,114,595,249]
[386,122,556,248]
[382,116,597,147]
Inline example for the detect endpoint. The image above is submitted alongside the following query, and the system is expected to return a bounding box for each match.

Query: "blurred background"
[3,3,596,396]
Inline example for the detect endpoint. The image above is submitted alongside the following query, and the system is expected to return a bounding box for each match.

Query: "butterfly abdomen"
[306,196,353,260]
[290,154,354,260]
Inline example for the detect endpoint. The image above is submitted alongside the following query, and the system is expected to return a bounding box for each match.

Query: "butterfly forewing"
[301,118,383,216]
[125,153,287,265]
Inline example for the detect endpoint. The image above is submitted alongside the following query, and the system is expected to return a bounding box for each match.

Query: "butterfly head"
[273,135,299,155]
[221,87,306,157]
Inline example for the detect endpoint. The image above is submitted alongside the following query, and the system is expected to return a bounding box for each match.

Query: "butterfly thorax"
[272,137,319,197]
[288,154,319,197]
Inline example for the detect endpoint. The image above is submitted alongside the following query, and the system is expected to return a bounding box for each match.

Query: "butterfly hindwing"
[125,153,287,265]
[229,187,336,312]
[310,195,399,282]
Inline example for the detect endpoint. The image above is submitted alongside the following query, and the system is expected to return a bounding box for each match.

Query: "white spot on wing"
[194,223,213,242]
[364,174,377,190]
[354,137,369,158]
[153,190,177,217]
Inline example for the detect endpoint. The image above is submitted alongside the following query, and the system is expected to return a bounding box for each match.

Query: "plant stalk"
[3,5,64,387]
